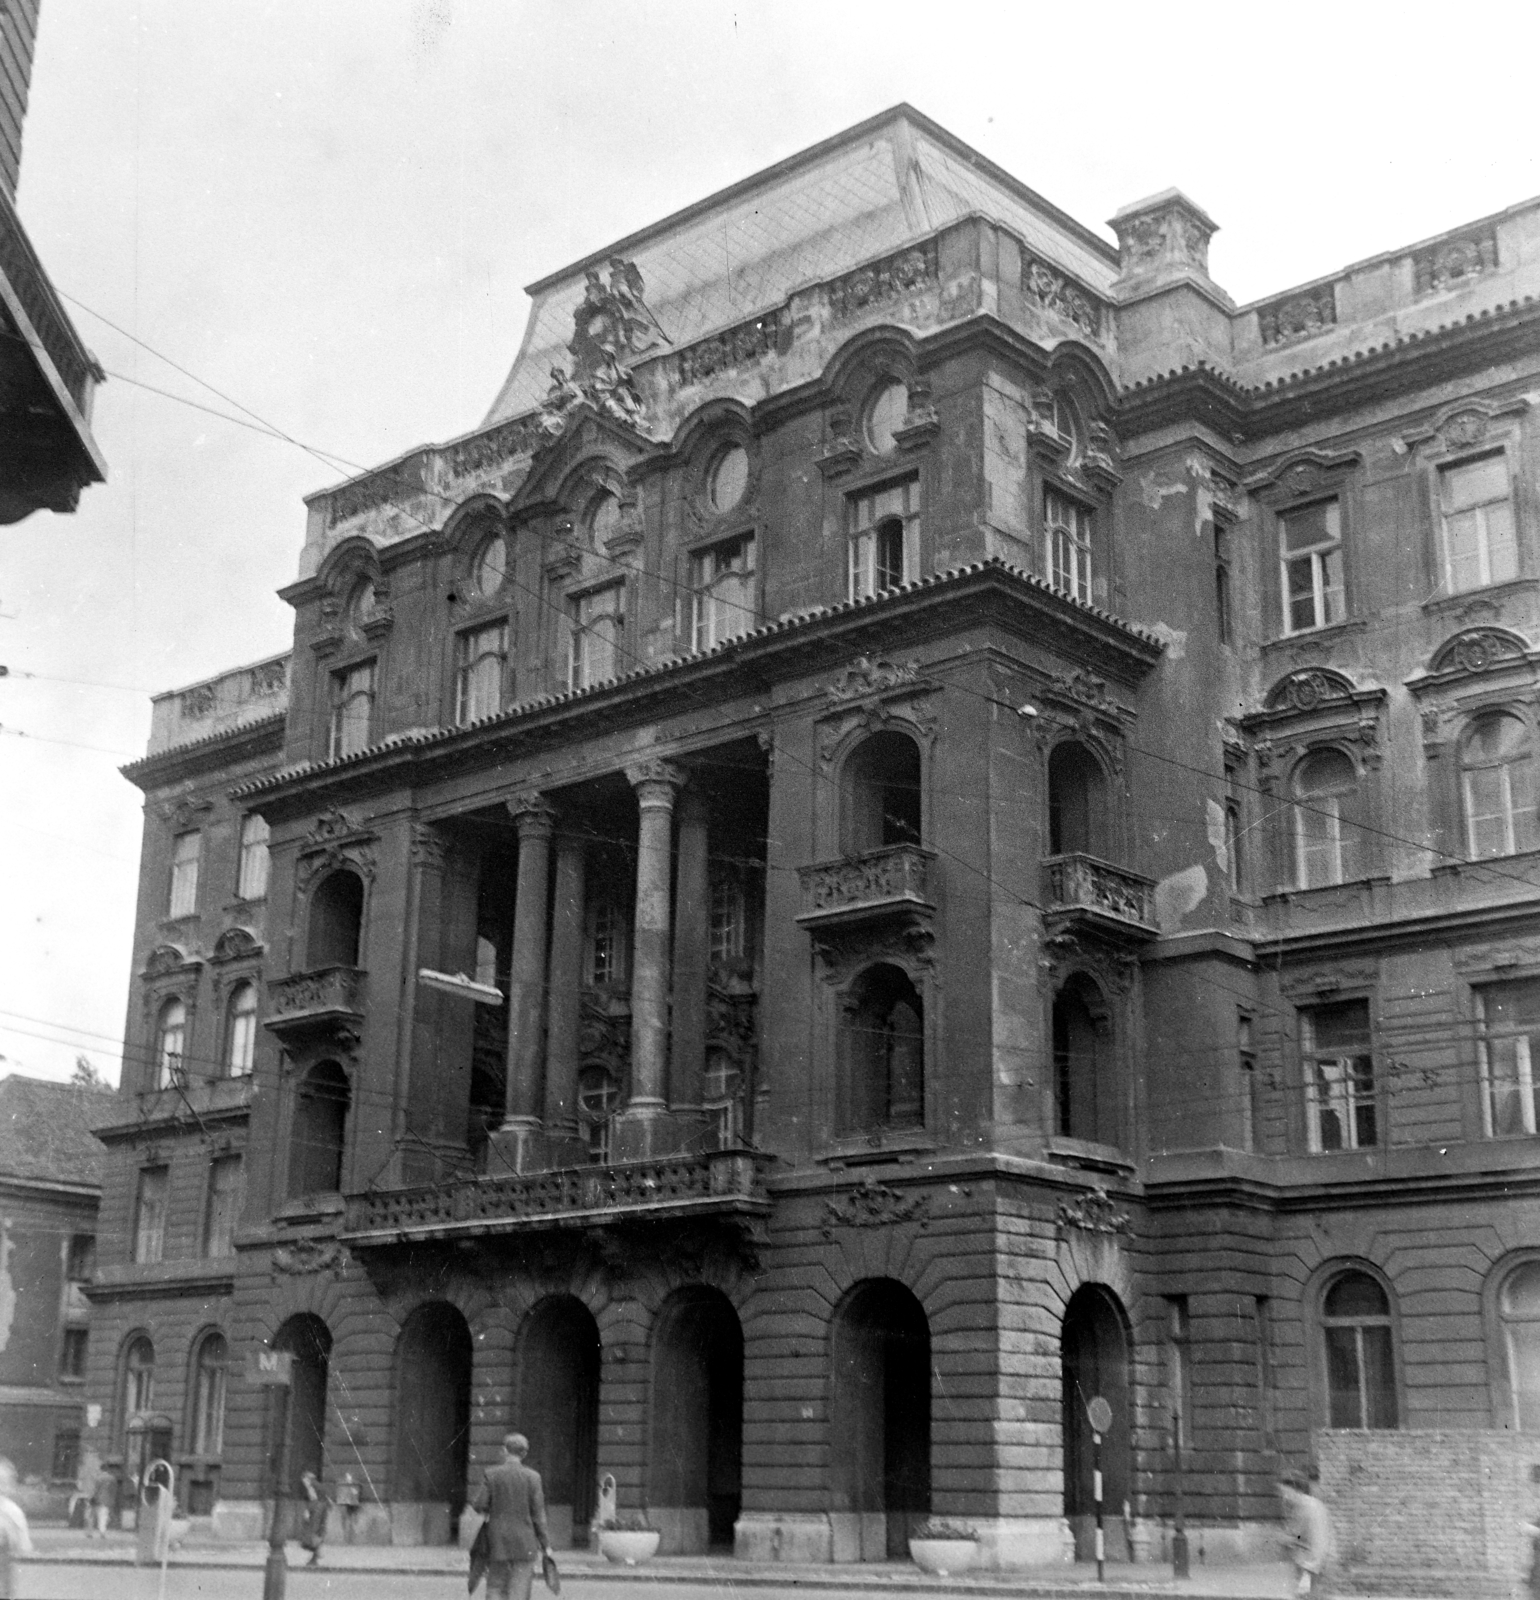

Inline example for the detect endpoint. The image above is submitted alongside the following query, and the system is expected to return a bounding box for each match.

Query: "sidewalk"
[20,1528,1442,1600]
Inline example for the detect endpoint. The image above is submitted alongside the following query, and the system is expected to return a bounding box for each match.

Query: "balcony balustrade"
[264,965,365,1038]
[1042,852,1158,939]
[797,843,935,930]
[343,1147,771,1246]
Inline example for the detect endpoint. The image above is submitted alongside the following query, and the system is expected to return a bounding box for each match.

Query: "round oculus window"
[472,533,507,596]
[588,491,622,545]
[346,579,377,632]
[708,444,750,513]
[865,381,909,455]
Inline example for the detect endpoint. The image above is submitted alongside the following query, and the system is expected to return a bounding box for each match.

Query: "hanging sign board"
[1086,1395,1113,1436]
[245,1348,293,1387]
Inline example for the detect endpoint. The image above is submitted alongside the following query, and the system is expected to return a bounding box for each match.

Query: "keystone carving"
[827,656,920,702]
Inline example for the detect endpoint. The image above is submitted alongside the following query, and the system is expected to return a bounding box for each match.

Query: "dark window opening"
[843,732,922,854]
[1214,522,1232,645]
[1053,977,1118,1146]
[289,1060,350,1198]
[1048,743,1106,858]
[60,1328,88,1380]
[306,870,364,968]
[1321,1271,1397,1429]
[838,964,924,1135]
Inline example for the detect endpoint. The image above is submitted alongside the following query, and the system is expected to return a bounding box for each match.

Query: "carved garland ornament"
[1413,228,1497,297]
[827,241,939,323]
[1056,1190,1131,1237]
[271,1239,344,1276]
[821,1181,930,1236]
[1257,283,1338,347]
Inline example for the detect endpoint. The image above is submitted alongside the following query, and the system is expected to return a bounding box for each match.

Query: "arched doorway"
[1061,1285,1132,1561]
[519,1296,600,1548]
[829,1279,930,1560]
[392,1302,473,1544]
[274,1314,332,1535]
[648,1287,743,1551]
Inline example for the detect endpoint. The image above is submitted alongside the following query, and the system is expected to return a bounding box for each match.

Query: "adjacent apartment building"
[87,107,1540,1581]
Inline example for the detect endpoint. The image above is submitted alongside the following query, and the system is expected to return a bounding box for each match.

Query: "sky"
[3,0,1540,1085]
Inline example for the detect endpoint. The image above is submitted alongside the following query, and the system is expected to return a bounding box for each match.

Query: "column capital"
[625,758,686,806]
[506,793,557,837]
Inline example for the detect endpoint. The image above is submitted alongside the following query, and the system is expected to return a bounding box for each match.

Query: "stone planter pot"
[909,1536,979,1575]
[598,1528,661,1565]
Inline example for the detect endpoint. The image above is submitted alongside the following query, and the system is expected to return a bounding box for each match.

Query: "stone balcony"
[264,965,365,1039]
[342,1148,772,1246]
[1042,852,1158,940]
[796,844,936,930]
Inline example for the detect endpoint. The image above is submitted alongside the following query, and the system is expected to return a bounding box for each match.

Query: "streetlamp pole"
[1171,1405,1190,1579]
[263,1383,288,1600]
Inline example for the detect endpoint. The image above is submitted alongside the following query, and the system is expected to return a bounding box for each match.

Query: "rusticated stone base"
[734,1511,833,1563]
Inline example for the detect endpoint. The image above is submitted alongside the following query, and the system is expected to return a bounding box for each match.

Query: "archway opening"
[1048,743,1106,857]
[648,1286,744,1551]
[1061,1285,1132,1562]
[519,1296,600,1548]
[829,1278,930,1560]
[839,963,924,1135]
[307,869,364,968]
[274,1313,333,1539]
[843,732,921,854]
[392,1302,473,1543]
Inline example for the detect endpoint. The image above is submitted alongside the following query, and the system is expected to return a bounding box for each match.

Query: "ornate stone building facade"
[88,108,1540,1581]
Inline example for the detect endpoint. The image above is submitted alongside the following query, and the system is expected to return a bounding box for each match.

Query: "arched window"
[122,1336,155,1432]
[1048,742,1106,858]
[1293,748,1359,888]
[842,731,922,854]
[1499,1262,1540,1430]
[225,982,258,1076]
[288,1061,350,1198]
[191,1332,228,1456]
[703,1049,743,1148]
[1053,975,1118,1146]
[1321,1270,1398,1429]
[154,999,186,1088]
[1463,712,1536,859]
[236,813,270,901]
[838,964,924,1135]
[578,1067,618,1164]
[306,870,364,969]
[587,490,622,547]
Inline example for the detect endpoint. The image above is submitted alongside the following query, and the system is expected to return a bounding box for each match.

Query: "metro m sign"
[245,1348,293,1387]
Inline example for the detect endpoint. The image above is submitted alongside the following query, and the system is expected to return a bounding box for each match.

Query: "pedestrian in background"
[90,1464,116,1535]
[336,1471,361,1543]
[0,1458,33,1600]
[298,1468,329,1567]
[1278,1469,1332,1596]
[470,1433,551,1600]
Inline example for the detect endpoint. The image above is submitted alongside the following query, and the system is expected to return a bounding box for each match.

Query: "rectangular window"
[203,1154,244,1257]
[1478,979,1540,1138]
[59,1328,88,1380]
[1045,487,1094,604]
[133,1166,169,1264]
[848,478,919,601]
[1167,1296,1192,1449]
[709,875,746,965]
[1214,521,1233,645]
[329,660,376,760]
[585,897,626,987]
[64,1233,94,1281]
[690,534,756,651]
[1238,1013,1257,1151]
[569,584,625,690]
[50,1429,80,1482]
[1440,452,1516,594]
[1280,498,1344,634]
[236,813,270,901]
[456,620,509,723]
[168,831,201,918]
[1303,999,1376,1151]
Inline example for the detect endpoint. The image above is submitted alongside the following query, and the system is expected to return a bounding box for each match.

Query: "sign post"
[247,1348,293,1600]
[1171,1401,1190,1577]
[1085,1395,1113,1583]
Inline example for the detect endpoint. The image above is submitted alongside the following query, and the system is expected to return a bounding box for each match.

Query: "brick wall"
[1319,1429,1540,1597]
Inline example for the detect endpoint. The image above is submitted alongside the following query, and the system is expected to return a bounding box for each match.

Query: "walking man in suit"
[472,1433,552,1600]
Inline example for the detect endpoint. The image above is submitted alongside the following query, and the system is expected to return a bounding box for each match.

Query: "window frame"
[1279,496,1346,636]
[203,1153,244,1257]
[1301,997,1378,1153]
[167,831,201,919]
[154,998,187,1089]
[329,658,377,761]
[568,580,626,691]
[133,1166,170,1265]
[235,813,270,902]
[1476,978,1540,1139]
[189,1331,229,1458]
[689,530,757,652]
[847,476,920,602]
[1437,449,1518,596]
[224,981,258,1077]
[1460,709,1537,860]
[1486,1251,1540,1430]
[455,617,510,724]
[1315,1266,1401,1431]
[1044,485,1095,605]
[1291,746,1361,889]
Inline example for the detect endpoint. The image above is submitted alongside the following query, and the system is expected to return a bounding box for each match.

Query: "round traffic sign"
[1086,1395,1113,1434]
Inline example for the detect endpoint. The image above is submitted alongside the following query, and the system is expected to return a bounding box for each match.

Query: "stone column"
[501,795,555,1162]
[543,830,586,1142]
[669,787,710,1109]
[621,759,684,1148]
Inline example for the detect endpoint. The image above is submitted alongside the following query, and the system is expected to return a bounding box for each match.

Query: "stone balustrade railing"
[797,844,935,927]
[344,1148,769,1242]
[265,966,365,1031]
[1042,852,1157,933]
